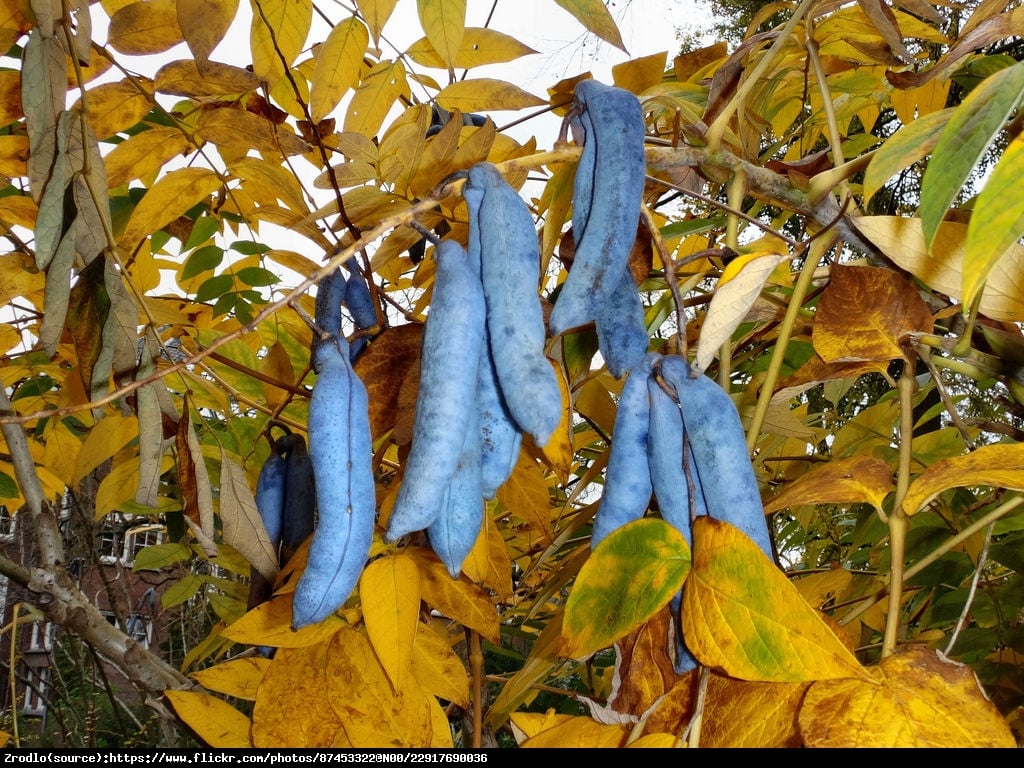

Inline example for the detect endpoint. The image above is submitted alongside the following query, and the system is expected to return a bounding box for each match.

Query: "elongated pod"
[255,444,287,560]
[427,400,484,577]
[292,336,376,629]
[344,269,378,333]
[278,433,316,566]
[647,367,708,549]
[659,355,773,559]
[595,266,648,379]
[314,266,347,339]
[549,80,646,334]
[465,162,562,447]
[477,341,522,499]
[384,239,486,541]
[591,353,658,549]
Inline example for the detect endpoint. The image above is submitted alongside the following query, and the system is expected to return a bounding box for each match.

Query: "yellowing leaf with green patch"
[812,263,933,363]
[763,455,894,515]
[118,167,222,247]
[695,251,787,372]
[562,518,690,660]
[416,0,465,71]
[436,78,546,113]
[108,0,184,55]
[309,16,369,122]
[360,554,420,690]
[344,60,409,138]
[164,691,252,747]
[189,656,270,700]
[964,134,1024,312]
[249,0,311,85]
[683,517,870,683]
[221,595,342,648]
[553,0,626,52]
[799,648,1016,747]
[176,0,239,68]
[901,441,1024,515]
[862,108,951,204]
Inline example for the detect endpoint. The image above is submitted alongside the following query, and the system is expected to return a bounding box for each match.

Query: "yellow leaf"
[553,0,627,52]
[344,59,409,138]
[249,0,311,85]
[856,215,1024,322]
[410,621,470,708]
[95,459,140,519]
[514,712,630,747]
[108,0,184,55]
[461,504,513,599]
[496,451,552,544]
[416,0,465,71]
[309,16,369,122]
[812,263,934,363]
[189,656,271,701]
[901,441,1024,515]
[361,554,421,690]
[436,78,546,113]
[164,690,252,747]
[75,79,153,141]
[356,0,397,44]
[762,455,894,515]
[792,569,855,612]
[0,134,28,178]
[410,547,500,644]
[406,27,539,70]
[176,0,239,68]
[251,640,346,747]
[540,359,573,484]
[799,648,1016,747]
[231,157,309,214]
[221,595,343,648]
[196,108,309,156]
[41,417,83,487]
[683,517,870,683]
[328,628,447,748]
[698,674,808,748]
[118,167,222,247]
[612,51,668,94]
[154,59,259,97]
[103,127,192,188]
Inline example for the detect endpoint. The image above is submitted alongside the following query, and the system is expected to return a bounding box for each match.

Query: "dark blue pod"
[466,162,562,447]
[550,80,646,334]
[291,336,376,629]
[384,239,486,541]
[314,267,347,340]
[591,353,658,549]
[344,270,378,333]
[278,433,316,566]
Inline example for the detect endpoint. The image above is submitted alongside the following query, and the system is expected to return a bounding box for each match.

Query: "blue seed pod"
[291,337,376,629]
[384,239,486,541]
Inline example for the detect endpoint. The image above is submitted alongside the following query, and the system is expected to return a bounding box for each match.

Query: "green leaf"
[919,59,1024,250]
[0,473,18,498]
[562,517,690,659]
[236,266,279,287]
[183,216,221,251]
[182,245,224,280]
[862,109,951,205]
[230,240,270,255]
[161,573,206,609]
[133,542,192,571]
[963,134,1024,310]
[195,273,234,303]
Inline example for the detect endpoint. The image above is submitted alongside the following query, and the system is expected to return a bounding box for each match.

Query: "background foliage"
[1,0,1024,748]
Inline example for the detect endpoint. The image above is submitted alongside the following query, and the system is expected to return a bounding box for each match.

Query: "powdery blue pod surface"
[477,340,522,499]
[255,448,286,558]
[595,266,649,379]
[466,162,562,447]
[549,79,646,334]
[292,337,375,629]
[314,267,347,339]
[384,239,486,541]
[428,401,484,578]
[344,269,378,332]
[659,355,774,559]
[591,353,659,549]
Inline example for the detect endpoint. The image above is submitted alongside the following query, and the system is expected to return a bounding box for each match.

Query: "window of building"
[0,506,15,541]
[122,525,165,567]
[21,667,50,717]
